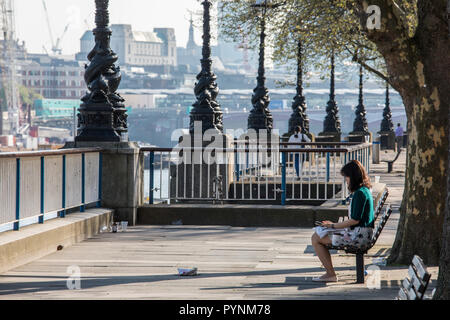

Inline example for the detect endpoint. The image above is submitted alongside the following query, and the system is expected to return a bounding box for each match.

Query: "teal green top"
[350,186,374,228]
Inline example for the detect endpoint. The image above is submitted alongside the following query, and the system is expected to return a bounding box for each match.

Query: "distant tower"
[186,15,197,52]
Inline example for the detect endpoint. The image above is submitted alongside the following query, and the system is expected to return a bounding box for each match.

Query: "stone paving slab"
[0,149,439,300]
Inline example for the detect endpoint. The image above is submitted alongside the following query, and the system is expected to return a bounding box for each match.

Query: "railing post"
[81,153,86,212]
[97,153,102,208]
[364,147,367,171]
[363,148,366,168]
[326,152,330,182]
[60,155,66,218]
[14,158,20,231]
[235,150,240,182]
[246,151,249,172]
[39,156,44,224]
[149,151,154,205]
[281,151,286,206]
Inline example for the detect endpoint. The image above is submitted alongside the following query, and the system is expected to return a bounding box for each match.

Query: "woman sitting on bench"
[311,160,375,282]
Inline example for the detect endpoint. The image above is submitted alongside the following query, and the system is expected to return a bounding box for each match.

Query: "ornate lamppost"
[378,81,395,149]
[76,0,127,142]
[189,0,223,134]
[248,0,281,133]
[380,81,394,132]
[350,64,369,135]
[287,38,310,137]
[319,51,341,140]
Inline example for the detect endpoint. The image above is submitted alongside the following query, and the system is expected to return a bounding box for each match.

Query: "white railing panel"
[44,155,63,213]
[19,157,41,219]
[0,159,16,225]
[85,152,100,204]
[146,143,372,204]
[65,154,82,208]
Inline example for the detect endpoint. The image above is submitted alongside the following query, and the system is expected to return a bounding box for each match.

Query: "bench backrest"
[374,189,389,221]
[370,206,393,247]
[397,255,432,300]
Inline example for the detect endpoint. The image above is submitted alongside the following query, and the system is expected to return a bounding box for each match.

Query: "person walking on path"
[395,123,404,153]
[310,160,374,282]
[288,126,311,178]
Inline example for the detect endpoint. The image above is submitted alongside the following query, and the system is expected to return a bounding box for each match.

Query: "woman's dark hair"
[340,160,372,192]
[294,126,301,138]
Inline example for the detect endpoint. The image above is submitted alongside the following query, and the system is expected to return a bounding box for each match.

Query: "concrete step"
[0,208,113,274]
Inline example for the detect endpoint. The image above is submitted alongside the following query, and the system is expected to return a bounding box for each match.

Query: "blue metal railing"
[142,142,372,206]
[0,148,102,233]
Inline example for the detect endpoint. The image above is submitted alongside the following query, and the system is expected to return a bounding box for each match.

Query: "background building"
[20,54,85,99]
[77,24,177,69]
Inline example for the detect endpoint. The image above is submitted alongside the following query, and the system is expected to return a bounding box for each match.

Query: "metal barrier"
[0,148,102,233]
[141,142,371,205]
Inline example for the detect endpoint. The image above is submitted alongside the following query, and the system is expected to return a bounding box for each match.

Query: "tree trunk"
[355,0,450,266]
[433,110,450,299]
[388,92,448,265]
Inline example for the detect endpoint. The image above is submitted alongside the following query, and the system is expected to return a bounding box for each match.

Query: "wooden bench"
[382,149,402,173]
[397,255,432,300]
[326,188,391,284]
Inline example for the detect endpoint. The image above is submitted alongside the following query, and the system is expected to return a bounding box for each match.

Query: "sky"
[14,0,207,55]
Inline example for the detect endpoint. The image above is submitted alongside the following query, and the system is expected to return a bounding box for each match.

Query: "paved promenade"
[0,150,439,299]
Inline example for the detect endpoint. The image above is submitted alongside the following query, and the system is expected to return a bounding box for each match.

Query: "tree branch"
[344,45,389,82]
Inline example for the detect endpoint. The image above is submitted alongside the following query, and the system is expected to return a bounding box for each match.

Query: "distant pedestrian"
[395,123,404,152]
[288,126,311,177]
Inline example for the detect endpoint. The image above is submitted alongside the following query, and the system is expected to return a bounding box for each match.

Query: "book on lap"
[314,226,346,239]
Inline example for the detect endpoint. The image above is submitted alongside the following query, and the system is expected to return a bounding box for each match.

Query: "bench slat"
[402,277,412,291]
[412,255,430,281]
[398,287,409,300]
[374,192,388,220]
[407,287,418,300]
[371,208,392,246]
[408,265,426,294]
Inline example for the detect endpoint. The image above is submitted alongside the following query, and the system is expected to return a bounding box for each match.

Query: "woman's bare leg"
[311,233,336,278]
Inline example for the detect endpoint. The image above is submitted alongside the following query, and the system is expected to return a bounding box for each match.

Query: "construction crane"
[0,0,20,136]
[42,0,70,55]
